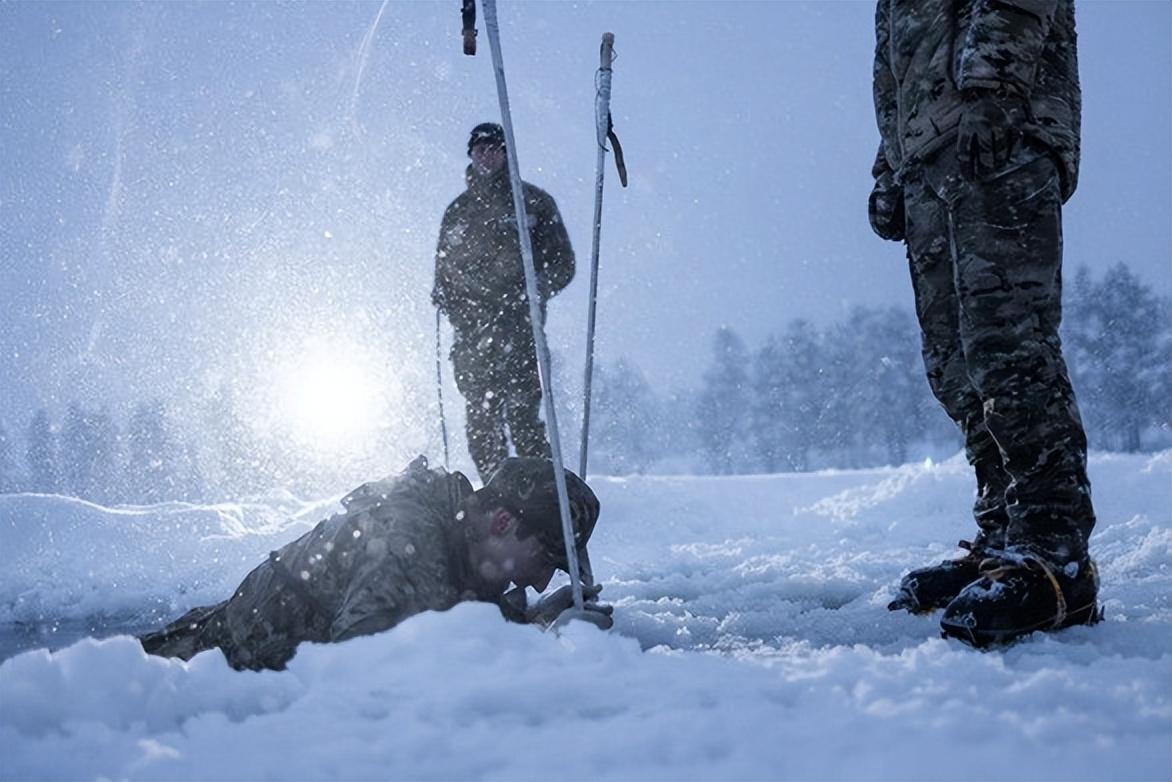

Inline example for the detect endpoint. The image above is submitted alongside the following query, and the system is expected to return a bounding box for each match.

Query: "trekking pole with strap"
[579,31,626,481]
[434,307,451,470]
[482,0,585,613]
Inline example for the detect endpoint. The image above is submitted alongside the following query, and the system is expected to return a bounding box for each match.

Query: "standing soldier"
[870,0,1100,645]
[433,123,576,482]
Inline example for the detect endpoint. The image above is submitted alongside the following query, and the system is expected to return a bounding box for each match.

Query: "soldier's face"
[475,506,557,592]
[470,142,505,176]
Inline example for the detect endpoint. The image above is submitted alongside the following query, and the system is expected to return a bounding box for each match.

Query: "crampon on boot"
[888,540,986,614]
[939,552,1102,647]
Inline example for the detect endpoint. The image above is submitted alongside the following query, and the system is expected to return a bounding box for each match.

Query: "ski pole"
[482,0,584,612]
[578,32,616,481]
[434,307,451,470]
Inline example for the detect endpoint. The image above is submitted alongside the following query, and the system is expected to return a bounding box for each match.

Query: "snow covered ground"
[2,451,1169,781]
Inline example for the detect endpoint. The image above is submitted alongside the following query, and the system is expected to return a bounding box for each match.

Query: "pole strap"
[462,0,477,56]
[606,113,628,187]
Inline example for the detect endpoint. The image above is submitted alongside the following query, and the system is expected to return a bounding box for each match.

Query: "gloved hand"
[957,88,1024,181]
[868,172,905,242]
[526,583,614,630]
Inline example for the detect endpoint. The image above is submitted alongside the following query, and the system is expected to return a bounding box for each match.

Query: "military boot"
[939,552,1101,647]
[888,539,987,614]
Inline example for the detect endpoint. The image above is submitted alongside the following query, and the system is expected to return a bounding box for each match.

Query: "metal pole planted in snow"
[482,0,584,611]
[578,32,615,480]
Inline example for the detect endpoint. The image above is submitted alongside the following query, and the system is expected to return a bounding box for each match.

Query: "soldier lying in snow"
[140,457,611,671]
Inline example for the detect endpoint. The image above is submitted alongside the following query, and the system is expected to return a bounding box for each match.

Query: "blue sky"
[1,1,1168,447]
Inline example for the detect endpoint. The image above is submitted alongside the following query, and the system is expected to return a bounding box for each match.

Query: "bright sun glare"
[269,340,387,454]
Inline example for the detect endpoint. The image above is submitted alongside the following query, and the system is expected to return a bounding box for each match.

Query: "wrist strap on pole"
[461,0,477,56]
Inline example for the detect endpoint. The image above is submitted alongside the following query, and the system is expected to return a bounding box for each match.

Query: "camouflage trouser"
[903,148,1095,563]
[451,320,551,482]
[140,555,330,671]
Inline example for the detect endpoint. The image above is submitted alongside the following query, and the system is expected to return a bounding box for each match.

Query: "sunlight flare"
[267,337,388,454]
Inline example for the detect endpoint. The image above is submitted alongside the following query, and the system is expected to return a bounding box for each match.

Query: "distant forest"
[1,263,1167,502]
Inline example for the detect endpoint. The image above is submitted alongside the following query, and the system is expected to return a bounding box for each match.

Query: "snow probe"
[578,32,625,482]
[434,307,451,470]
[482,0,600,625]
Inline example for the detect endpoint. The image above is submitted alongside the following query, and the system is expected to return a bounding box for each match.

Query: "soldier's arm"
[432,204,462,313]
[958,0,1059,96]
[329,562,418,642]
[871,0,898,155]
[871,0,895,142]
[532,191,575,300]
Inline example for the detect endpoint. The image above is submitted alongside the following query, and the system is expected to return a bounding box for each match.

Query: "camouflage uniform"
[433,165,575,482]
[140,457,505,671]
[872,0,1094,564]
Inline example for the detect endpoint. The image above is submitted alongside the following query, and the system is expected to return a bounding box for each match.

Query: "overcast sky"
[1,1,1169,439]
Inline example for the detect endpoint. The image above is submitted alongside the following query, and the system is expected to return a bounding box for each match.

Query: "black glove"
[868,172,905,242]
[526,583,614,630]
[957,88,1024,181]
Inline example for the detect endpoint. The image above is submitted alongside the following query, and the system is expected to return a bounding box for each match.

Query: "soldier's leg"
[505,390,551,460]
[888,174,1010,614]
[503,332,551,460]
[451,335,509,482]
[139,601,228,661]
[903,174,1009,546]
[465,390,508,482]
[950,153,1095,564]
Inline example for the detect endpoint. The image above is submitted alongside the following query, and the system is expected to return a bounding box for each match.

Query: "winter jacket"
[432,166,575,337]
[141,457,497,671]
[873,0,1081,200]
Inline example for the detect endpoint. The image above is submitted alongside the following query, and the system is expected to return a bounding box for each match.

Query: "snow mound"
[1,452,1169,781]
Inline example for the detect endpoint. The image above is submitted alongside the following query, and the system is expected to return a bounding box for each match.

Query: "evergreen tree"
[841,306,925,465]
[774,319,826,472]
[90,409,120,504]
[1065,263,1166,452]
[126,400,178,503]
[751,336,788,473]
[60,403,119,502]
[549,347,583,473]
[591,358,659,475]
[176,438,208,503]
[61,403,90,497]
[695,327,751,474]
[658,388,702,472]
[0,422,18,492]
[26,409,58,493]
[201,384,269,499]
[1152,296,1172,440]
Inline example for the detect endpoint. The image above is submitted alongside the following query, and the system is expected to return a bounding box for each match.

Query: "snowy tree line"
[0,264,1167,499]
[0,401,206,503]
[584,308,954,476]
[0,391,322,503]
[584,263,1171,475]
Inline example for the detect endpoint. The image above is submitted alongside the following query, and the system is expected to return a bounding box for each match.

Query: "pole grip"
[462,0,477,56]
[600,32,614,70]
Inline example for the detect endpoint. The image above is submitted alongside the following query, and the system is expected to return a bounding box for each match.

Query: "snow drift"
[2,452,1169,781]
